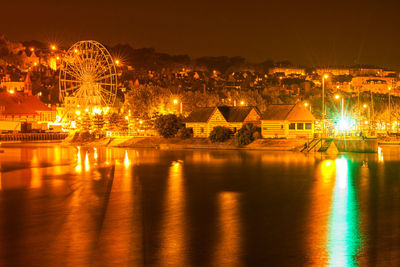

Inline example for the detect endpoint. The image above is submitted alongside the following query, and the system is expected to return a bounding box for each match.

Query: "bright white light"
[336,116,354,132]
[124,150,130,166]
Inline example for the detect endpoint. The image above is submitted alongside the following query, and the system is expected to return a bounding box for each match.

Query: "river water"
[0,143,399,266]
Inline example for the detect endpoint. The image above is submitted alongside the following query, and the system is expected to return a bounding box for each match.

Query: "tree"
[155,114,181,138]
[107,113,121,131]
[93,114,105,132]
[106,113,128,131]
[177,127,193,139]
[80,113,92,132]
[209,126,232,142]
[124,85,172,118]
[236,123,260,146]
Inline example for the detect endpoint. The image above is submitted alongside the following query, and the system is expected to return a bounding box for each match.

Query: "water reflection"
[158,160,187,265]
[214,192,242,266]
[75,146,82,173]
[2,145,400,265]
[378,147,384,162]
[84,151,90,171]
[124,150,130,167]
[328,157,361,266]
[308,159,336,264]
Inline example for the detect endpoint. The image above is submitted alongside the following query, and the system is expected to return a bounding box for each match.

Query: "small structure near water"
[261,103,315,139]
[185,106,261,138]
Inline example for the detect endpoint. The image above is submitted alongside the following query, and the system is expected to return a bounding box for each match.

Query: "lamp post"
[363,104,370,135]
[388,86,391,133]
[322,74,328,139]
[173,99,183,114]
[335,94,344,117]
[304,102,311,112]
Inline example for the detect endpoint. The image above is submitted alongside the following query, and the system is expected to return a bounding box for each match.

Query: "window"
[281,124,284,129]
[289,123,296,130]
[305,123,312,130]
[297,123,304,130]
[200,127,204,133]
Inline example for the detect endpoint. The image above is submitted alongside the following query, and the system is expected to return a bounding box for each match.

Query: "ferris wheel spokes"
[59,40,118,111]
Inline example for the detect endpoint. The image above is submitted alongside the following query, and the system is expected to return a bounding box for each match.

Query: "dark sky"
[2,0,400,68]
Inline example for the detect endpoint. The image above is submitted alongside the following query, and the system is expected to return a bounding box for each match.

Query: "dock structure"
[301,137,378,153]
[0,133,68,142]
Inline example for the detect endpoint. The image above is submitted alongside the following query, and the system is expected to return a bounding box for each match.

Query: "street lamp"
[388,86,391,132]
[304,102,311,112]
[334,94,344,117]
[322,74,329,139]
[363,104,371,134]
[173,99,183,114]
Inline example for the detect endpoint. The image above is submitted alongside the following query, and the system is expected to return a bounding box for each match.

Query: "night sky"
[2,0,400,68]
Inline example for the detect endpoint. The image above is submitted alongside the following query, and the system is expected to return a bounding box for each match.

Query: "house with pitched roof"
[261,103,315,139]
[185,106,261,137]
[0,92,56,125]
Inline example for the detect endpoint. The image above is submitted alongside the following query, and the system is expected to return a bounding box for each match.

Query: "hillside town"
[1,34,399,147]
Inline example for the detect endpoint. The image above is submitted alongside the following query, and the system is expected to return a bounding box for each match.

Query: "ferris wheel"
[59,40,117,109]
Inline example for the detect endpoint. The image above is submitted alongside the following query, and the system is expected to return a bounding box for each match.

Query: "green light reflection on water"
[328,156,361,267]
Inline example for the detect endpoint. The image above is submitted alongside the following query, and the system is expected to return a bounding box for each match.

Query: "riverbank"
[68,136,308,151]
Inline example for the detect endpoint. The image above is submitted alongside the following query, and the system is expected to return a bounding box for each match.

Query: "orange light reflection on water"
[75,147,82,173]
[158,160,187,265]
[124,150,130,167]
[307,159,336,265]
[214,192,242,266]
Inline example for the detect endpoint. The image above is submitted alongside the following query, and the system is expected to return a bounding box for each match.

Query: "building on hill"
[0,81,25,93]
[185,106,261,137]
[269,67,306,76]
[316,68,351,76]
[0,72,32,94]
[24,72,32,95]
[261,103,315,139]
[351,76,397,94]
[22,50,40,69]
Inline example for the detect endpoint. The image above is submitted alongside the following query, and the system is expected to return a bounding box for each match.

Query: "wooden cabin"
[185,106,261,137]
[261,103,315,139]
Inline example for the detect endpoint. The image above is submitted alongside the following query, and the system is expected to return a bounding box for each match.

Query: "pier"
[0,133,68,142]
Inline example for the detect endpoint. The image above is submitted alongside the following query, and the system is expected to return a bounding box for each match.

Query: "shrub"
[253,130,261,140]
[80,131,95,142]
[107,113,127,131]
[177,127,193,139]
[71,132,80,142]
[209,126,232,143]
[155,114,181,138]
[236,123,260,146]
